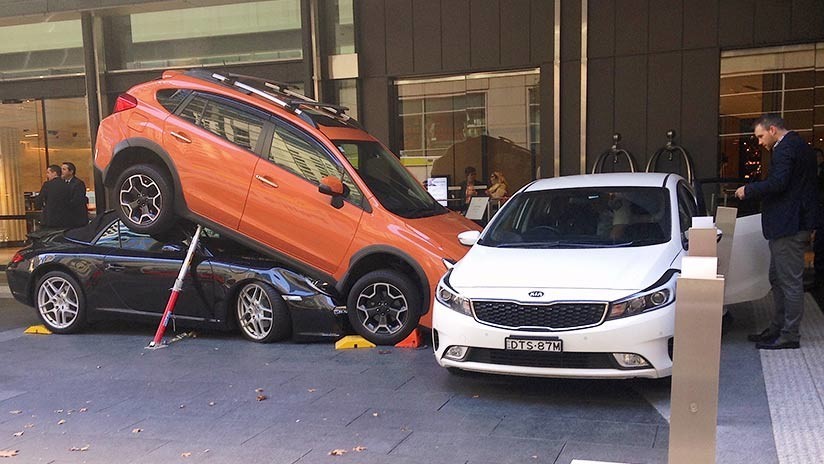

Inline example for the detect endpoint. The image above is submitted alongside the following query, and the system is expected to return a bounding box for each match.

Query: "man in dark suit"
[735,114,818,350]
[35,164,71,229]
[61,161,89,228]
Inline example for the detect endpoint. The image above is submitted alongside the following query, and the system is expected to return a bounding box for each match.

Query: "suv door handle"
[255,175,278,188]
[170,131,192,143]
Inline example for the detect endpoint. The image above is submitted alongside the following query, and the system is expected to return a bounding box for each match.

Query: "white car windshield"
[479,187,671,248]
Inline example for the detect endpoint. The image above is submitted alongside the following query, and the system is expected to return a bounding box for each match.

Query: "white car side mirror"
[458,230,481,246]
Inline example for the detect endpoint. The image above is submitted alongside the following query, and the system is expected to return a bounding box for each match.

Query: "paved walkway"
[755,293,824,464]
[0,282,821,462]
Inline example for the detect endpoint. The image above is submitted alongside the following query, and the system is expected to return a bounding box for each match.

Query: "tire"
[115,164,175,235]
[347,270,421,345]
[35,271,86,334]
[235,281,291,343]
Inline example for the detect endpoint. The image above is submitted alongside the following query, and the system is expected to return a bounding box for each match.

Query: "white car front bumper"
[432,300,674,379]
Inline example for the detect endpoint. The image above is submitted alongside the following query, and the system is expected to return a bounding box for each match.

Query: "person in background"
[813,148,824,293]
[486,171,509,200]
[735,114,818,350]
[61,161,89,228]
[35,164,70,229]
[459,166,483,214]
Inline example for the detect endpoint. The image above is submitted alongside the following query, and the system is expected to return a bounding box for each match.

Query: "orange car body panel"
[95,71,482,328]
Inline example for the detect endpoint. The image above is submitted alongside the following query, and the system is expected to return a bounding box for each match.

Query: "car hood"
[450,242,680,291]
[404,211,481,261]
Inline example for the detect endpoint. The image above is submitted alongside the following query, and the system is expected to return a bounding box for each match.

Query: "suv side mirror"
[319,176,350,209]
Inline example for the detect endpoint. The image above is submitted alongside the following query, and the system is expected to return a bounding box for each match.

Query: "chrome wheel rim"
[119,174,162,226]
[37,276,79,329]
[355,282,408,335]
[237,284,273,340]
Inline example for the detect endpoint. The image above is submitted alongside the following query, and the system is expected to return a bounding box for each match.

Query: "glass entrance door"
[0,97,91,246]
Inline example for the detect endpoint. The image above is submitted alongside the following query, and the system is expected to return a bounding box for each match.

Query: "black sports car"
[6,212,346,342]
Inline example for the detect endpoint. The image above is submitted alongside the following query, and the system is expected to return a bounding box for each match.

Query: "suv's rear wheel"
[347,270,420,345]
[116,164,175,235]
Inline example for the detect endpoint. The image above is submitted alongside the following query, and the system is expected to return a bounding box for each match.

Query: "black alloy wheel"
[115,164,175,235]
[347,269,420,345]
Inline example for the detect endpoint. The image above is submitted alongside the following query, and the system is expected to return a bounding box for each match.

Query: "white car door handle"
[169,131,192,143]
[255,175,278,188]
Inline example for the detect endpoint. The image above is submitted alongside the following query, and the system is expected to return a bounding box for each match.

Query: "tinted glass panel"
[179,96,265,151]
[480,187,671,248]
[156,89,191,113]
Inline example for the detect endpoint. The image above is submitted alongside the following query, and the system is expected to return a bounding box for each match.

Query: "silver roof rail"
[210,72,300,115]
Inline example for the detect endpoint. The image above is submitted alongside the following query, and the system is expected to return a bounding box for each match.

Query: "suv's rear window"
[156,89,190,113]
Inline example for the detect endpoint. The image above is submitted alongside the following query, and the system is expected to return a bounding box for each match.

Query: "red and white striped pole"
[147,225,203,348]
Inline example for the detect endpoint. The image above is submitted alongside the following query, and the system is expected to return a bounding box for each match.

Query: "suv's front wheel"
[115,164,175,235]
[347,270,420,345]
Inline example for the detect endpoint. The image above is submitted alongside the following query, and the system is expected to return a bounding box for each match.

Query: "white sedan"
[433,172,767,379]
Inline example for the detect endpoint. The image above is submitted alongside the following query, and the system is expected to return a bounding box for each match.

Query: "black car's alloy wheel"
[347,270,420,345]
[236,281,291,343]
[116,164,175,235]
[35,271,86,334]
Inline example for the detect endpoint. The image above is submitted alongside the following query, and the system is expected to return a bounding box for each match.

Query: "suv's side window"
[268,122,364,205]
[178,95,266,152]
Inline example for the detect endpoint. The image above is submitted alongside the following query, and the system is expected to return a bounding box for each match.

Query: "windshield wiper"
[496,241,563,248]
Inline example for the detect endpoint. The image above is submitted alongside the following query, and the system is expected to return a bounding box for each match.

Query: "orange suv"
[94,69,480,345]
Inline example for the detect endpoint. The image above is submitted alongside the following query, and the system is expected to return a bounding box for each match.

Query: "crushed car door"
[101,223,215,319]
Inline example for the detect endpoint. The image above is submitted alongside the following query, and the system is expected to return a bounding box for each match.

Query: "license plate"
[505,337,563,352]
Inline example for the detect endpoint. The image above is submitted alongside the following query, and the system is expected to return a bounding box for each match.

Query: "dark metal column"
[81,11,106,212]
[300,0,315,99]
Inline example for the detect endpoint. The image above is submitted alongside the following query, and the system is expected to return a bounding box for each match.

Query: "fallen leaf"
[0,449,19,457]
[372,412,379,417]
[57,420,66,425]
[96,366,101,369]
[208,402,215,407]
[69,445,90,452]
[179,404,186,409]
[23,424,33,429]
[132,428,142,434]
[256,395,267,402]
[181,452,192,457]
[307,388,317,393]
[8,411,21,415]
[54,409,64,414]
[254,388,264,393]
[12,432,22,438]
[353,446,367,452]
[79,408,88,413]
[329,449,347,456]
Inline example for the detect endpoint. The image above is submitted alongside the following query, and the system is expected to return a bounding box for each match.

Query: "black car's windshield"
[479,187,671,248]
[334,140,447,218]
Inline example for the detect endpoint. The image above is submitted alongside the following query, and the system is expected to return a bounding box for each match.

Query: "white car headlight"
[436,275,472,316]
[607,271,677,320]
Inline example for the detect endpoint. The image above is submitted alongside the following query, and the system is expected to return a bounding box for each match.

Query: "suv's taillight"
[10,251,24,264]
[113,93,138,113]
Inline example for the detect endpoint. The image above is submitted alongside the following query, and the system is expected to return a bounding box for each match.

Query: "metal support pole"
[147,225,203,349]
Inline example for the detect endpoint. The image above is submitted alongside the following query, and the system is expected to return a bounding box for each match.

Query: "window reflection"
[107,0,303,70]
[396,70,540,211]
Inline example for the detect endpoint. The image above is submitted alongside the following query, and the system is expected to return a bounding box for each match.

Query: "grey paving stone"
[115,416,272,446]
[309,386,455,411]
[491,416,658,447]
[390,430,564,463]
[552,440,667,464]
[347,407,502,436]
[0,432,168,464]
[130,441,311,464]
